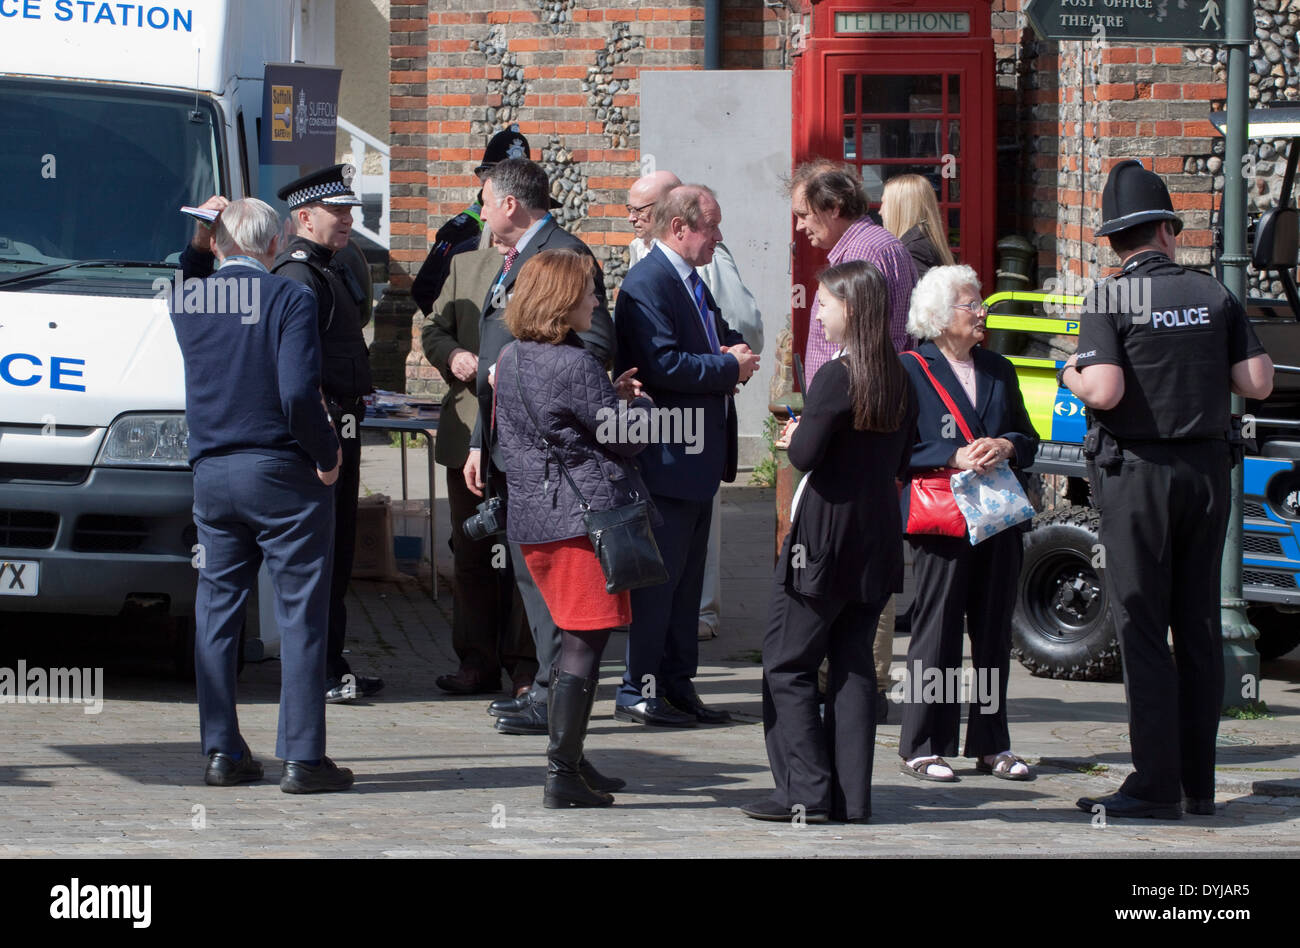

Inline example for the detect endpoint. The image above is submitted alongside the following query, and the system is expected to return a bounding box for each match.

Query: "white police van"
[0,1,312,652]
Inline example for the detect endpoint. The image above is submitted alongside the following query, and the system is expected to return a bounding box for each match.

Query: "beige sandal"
[900,755,958,783]
[976,751,1031,781]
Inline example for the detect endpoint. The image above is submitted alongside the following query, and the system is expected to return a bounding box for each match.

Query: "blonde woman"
[880,174,955,279]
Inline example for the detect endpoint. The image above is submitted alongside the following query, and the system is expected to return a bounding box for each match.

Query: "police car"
[984,109,1300,677]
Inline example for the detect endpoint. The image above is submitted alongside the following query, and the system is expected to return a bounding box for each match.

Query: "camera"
[462,495,505,541]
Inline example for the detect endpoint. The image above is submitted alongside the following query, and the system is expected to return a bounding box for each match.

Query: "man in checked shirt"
[789,161,919,722]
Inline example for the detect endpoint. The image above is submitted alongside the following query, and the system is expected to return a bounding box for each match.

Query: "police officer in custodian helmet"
[1061,160,1274,820]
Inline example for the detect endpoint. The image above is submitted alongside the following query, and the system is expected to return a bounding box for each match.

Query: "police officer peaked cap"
[474,125,531,176]
[277,163,364,210]
[1096,159,1183,237]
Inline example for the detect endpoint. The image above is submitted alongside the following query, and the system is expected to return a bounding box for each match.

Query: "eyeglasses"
[626,201,656,219]
[952,301,988,314]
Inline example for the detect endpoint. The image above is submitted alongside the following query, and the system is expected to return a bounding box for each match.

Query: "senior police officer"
[273,164,385,704]
[1064,160,1274,820]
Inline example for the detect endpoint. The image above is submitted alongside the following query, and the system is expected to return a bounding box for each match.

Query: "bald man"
[625,172,764,644]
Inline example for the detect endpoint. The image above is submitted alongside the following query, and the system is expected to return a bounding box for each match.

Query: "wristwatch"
[1056,363,1070,388]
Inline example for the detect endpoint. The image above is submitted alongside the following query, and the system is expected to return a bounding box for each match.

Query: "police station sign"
[1024,0,1226,44]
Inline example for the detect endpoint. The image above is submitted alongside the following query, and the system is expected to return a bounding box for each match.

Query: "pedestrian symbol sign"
[1023,0,1227,45]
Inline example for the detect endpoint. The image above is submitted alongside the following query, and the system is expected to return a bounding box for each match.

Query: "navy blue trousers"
[617,494,713,706]
[192,453,334,761]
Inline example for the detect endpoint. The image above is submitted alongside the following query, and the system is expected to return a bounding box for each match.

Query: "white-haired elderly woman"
[897,264,1039,783]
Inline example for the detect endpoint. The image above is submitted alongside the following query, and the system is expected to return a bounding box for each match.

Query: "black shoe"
[875,690,889,724]
[544,671,614,809]
[739,798,828,823]
[325,674,384,703]
[436,669,502,695]
[613,697,698,728]
[488,692,532,718]
[204,749,264,787]
[495,698,548,734]
[1075,790,1181,820]
[280,756,355,794]
[1184,796,1216,816]
[665,690,731,724]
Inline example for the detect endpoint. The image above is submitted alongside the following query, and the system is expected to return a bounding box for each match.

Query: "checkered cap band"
[285,181,361,209]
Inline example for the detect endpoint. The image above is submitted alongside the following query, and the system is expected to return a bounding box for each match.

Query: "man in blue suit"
[169,198,354,793]
[613,185,760,726]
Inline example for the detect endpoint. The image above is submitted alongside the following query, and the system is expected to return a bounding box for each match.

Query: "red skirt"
[521,536,632,630]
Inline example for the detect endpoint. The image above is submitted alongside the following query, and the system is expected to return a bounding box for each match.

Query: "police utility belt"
[1083,421,1245,475]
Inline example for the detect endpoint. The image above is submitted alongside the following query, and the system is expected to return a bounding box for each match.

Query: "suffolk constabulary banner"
[259,63,342,207]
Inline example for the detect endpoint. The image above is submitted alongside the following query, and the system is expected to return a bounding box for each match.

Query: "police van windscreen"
[0,78,222,286]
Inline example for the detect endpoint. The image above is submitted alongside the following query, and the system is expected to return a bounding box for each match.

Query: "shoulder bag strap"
[511,345,592,511]
[903,349,975,444]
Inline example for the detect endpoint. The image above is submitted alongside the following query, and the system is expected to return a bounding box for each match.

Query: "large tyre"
[1012,505,1121,681]
[1249,606,1300,661]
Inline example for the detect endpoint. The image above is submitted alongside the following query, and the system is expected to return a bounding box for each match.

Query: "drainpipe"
[704,0,722,69]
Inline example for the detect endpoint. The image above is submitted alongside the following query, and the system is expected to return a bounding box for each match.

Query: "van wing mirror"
[1252,207,1299,270]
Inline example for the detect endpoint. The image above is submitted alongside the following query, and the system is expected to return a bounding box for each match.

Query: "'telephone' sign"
[834,11,971,35]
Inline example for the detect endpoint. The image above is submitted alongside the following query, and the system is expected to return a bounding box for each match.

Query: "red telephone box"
[792,0,995,369]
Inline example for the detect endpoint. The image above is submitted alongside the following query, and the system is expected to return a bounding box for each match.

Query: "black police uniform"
[1075,249,1266,805]
[272,234,372,683]
[410,201,483,315]
[410,125,533,314]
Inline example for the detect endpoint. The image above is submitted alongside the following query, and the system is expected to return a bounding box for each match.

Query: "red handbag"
[903,350,975,538]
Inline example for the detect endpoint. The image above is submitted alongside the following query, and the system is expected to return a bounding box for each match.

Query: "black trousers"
[489,468,562,703]
[446,462,536,684]
[899,528,1021,761]
[762,573,885,821]
[326,397,364,681]
[618,495,712,706]
[1096,440,1230,803]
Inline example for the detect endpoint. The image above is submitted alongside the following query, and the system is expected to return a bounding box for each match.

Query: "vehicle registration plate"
[0,560,38,597]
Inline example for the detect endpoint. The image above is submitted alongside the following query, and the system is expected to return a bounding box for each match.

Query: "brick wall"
[387,1,1294,396]
[394,0,800,396]
[990,0,1226,291]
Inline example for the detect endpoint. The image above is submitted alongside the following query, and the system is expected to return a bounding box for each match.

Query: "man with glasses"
[625,171,764,645]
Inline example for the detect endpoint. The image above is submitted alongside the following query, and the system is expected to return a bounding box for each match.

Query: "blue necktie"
[688,272,720,354]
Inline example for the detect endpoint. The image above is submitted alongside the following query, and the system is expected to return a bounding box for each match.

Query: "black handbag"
[511,346,667,593]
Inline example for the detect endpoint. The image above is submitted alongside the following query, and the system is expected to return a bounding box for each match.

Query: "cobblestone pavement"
[2,447,1298,857]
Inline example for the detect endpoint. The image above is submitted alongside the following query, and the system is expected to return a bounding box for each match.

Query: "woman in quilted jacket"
[494,248,655,808]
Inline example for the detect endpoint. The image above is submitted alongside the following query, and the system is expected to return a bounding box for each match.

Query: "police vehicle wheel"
[1248,606,1300,661]
[1012,505,1120,681]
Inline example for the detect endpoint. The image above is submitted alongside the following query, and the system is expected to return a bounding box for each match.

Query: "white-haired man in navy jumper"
[169,197,354,793]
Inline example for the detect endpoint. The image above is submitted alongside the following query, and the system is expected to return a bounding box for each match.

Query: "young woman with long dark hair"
[741,259,918,824]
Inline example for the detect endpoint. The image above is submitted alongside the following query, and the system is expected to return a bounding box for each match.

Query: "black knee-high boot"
[544,670,614,808]
[579,681,625,792]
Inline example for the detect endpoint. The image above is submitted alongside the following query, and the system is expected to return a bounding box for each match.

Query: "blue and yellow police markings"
[985,291,1086,444]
